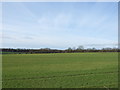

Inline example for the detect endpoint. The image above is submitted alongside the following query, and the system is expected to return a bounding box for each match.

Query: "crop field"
[2,52,118,88]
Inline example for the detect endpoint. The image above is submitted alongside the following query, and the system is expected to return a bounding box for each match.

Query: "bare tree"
[77,45,84,50]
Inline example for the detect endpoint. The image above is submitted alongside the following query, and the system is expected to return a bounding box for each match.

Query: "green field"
[2,52,118,88]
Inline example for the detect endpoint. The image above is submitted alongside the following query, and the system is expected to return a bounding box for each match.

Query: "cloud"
[2,28,117,49]
[37,13,72,32]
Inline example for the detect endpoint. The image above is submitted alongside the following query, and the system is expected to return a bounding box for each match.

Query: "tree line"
[1,46,119,54]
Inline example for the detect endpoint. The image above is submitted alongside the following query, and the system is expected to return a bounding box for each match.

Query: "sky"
[2,2,118,49]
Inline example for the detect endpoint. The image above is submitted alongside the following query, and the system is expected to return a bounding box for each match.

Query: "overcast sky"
[2,2,118,49]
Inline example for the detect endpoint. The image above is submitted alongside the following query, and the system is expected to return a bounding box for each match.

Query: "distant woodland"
[1,46,119,54]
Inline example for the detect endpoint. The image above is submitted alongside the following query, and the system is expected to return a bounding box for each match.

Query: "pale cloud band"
[1,0,120,2]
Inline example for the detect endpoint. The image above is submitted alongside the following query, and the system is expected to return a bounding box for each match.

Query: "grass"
[2,52,118,88]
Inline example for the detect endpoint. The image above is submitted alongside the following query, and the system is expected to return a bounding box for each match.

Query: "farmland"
[2,52,118,88]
